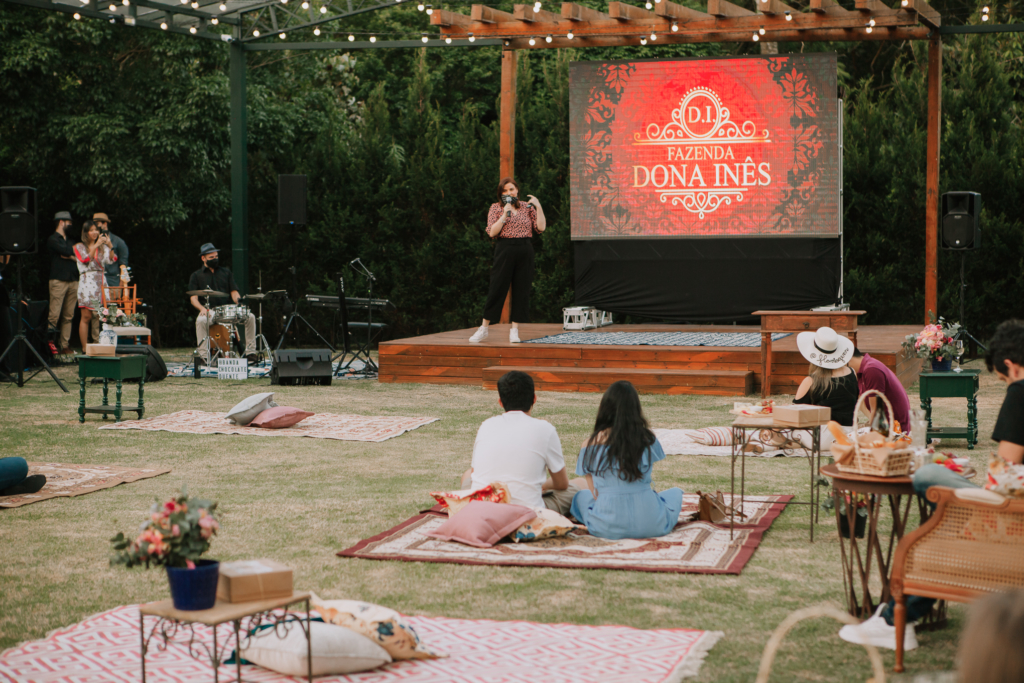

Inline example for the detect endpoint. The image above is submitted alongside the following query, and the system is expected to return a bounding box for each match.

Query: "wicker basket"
[834,389,914,477]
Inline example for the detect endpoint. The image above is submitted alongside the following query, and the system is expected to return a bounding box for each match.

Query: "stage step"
[482,366,755,396]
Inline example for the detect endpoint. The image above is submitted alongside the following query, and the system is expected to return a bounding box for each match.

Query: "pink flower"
[186,560,196,569]
[171,524,180,536]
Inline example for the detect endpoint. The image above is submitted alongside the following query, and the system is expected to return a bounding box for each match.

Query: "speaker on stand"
[941,191,986,358]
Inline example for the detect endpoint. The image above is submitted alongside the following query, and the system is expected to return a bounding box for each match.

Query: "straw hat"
[796,327,855,369]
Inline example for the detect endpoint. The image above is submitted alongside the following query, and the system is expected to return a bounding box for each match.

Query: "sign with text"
[217,358,249,380]
[569,54,839,239]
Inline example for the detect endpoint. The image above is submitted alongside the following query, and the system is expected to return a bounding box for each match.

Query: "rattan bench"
[890,486,1024,672]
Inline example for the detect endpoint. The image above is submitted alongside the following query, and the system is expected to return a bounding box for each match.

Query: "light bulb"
[279,31,286,38]
[982,12,989,18]
[445,36,452,43]
[640,37,647,44]
[533,1,541,9]
[369,35,376,41]
[528,37,536,45]
[752,32,759,41]
[191,1,198,7]
[319,4,326,11]
[219,2,226,10]
[671,22,678,31]
[348,33,354,40]
[253,28,260,36]
[421,34,428,42]
[566,30,574,38]
[784,10,791,19]
[758,27,765,34]
[108,3,116,10]
[190,26,197,33]
[211,16,218,23]
[416,2,424,9]
[426,6,433,13]
[868,18,876,25]
[161,21,168,28]
[468,32,475,41]
[74,12,81,18]
[122,0,130,6]
[645,1,652,8]
[545,34,552,42]
[650,31,656,40]
[301,0,308,6]
[983,4,990,10]
[313,27,320,35]
[866,24,873,31]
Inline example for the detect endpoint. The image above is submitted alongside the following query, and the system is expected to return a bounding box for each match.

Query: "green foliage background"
[1,4,1022,347]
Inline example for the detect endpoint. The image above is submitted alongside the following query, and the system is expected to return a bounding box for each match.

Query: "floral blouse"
[487,202,537,239]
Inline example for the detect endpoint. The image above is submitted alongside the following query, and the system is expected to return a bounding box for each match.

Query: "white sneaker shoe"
[509,329,521,343]
[468,326,489,343]
[838,604,918,651]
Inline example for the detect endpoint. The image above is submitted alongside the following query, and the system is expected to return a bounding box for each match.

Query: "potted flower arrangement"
[111,487,221,610]
[97,305,128,346]
[821,492,869,538]
[902,317,962,372]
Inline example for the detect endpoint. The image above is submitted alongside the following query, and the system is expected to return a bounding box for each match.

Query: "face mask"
[206,258,220,269]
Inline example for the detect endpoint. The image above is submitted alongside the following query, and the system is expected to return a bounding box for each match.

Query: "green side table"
[918,368,980,449]
[77,354,147,423]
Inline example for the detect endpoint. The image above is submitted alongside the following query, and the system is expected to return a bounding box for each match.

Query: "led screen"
[569,54,839,239]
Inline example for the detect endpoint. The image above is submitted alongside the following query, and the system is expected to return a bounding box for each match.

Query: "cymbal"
[243,290,287,301]
[187,289,228,297]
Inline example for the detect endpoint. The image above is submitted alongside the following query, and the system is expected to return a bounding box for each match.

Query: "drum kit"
[188,288,280,365]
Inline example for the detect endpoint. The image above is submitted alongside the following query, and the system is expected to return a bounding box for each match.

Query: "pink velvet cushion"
[250,406,315,429]
[424,501,536,548]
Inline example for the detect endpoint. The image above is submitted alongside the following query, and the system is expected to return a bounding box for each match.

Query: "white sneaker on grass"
[468,326,489,343]
[509,328,521,343]
[838,604,918,651]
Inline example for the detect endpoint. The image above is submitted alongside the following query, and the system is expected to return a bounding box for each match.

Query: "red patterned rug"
[99,410,439,442]
[0,605,722,682]
[0,463,171,509]
[339,494,792,575]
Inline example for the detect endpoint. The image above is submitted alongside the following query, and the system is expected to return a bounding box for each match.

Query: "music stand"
[0,258,68,392]
[275,266,335,352]
[338,260,381,376]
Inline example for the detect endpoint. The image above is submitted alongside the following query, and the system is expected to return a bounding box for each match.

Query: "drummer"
[189,242,256,365]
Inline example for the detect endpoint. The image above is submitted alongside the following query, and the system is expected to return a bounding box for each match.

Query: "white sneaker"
[838,604,918,651]
[468,326,489,343]
[509,329,521,343]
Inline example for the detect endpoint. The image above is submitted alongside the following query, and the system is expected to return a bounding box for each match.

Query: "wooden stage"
[378,323,923,396]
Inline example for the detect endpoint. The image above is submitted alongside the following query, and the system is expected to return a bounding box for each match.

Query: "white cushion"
[241,620,391,676]
[227,392,277,426]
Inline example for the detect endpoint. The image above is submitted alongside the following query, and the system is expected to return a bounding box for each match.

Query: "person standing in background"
[46,211,79,354]
[90,212,128,343]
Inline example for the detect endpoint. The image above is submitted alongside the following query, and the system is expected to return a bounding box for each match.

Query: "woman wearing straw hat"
[793,327,859,446]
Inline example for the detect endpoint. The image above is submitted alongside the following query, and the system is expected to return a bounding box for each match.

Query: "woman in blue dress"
[570,381,683,540]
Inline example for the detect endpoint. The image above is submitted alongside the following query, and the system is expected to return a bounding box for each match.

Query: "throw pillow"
[512,508,576,542]
[311,594,445,661]
[425,500,536,547]
[429,482,511,516]
[227,392,278,426]
[250,406,315,429]
[241,620,391,676]
[985,454,1024,498]
[693,426,732,447]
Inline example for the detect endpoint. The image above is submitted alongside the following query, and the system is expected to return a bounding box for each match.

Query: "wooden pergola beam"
[562,2,611,20]
[903,0,940,27]
[513,4,561,21]
[810,0,853,16]
[498,24,930,46]
[755,0,798,15]
[430,9,472,26]
[708,0,755,17]
[471,4,516,22]
[655,0,712,22]
[855,0,899,16]
[608,1,658,20]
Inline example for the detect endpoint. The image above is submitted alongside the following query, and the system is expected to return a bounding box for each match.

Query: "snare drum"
[211,304,250,325]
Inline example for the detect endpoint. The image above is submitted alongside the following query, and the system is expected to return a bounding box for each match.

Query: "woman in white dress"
[74,220,116,350]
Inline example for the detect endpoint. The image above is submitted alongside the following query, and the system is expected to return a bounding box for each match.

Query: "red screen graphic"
[569,54,839,239]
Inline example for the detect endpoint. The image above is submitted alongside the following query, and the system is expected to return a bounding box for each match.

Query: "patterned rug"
[654,429,810,458]
[0,463,171,509]
[0,605,722,682]
[339,494,791,575]
[523,332,791,347]
[99,411,439,443]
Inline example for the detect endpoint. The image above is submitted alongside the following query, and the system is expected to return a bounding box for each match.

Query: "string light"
[191,1,199,8]
[313,27,320,34]
[545,33,552,42]
[865,22,873,31]
[348,33,354,40]
[190,25,197,33]
[122,0,130,6]
[445,36,452,43]
[279,31,286,38]
[982,5,990,20]
[671,22,678,30]
[645,1,652,8]
[784,10,792,19]
[533,0,541,10]
[468,32,475,41]
[982,12,989,19]
[416,1,424,9]
[528,36,536,45]
[758,27,765,34]
[640,36,647,44]
[650,31,656,40]
[426,4,433,14]
[369,34,376,41]
[108,3,116,10]
[421,33,428,42]
[566,30,574,38]
[752,32,759,41]
[219,2,226,10]
[301,1,308,7]
[74,11,81,18]
[319,4,327,12]
[211,16,218,23]
[253,28,260,35]
[161,20,168,28]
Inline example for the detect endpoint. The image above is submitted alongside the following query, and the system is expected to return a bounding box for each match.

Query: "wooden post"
[498,49,517,325]
[924,36,942,323]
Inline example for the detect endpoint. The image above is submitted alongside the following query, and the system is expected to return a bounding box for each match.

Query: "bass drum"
[208,324,235,357]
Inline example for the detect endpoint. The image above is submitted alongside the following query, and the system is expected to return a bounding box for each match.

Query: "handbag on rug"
[696,490,746,524]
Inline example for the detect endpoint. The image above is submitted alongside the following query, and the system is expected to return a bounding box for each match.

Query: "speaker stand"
[956,251,987,359]
[0,259,69,392]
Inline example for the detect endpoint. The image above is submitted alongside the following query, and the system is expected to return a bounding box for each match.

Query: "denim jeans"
[0,457,29,491]
[878,464,980,625]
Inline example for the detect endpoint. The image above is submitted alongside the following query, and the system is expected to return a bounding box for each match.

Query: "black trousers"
[482,238,534,324]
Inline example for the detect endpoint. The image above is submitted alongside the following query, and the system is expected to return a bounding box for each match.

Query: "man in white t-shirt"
[461,371,578,514]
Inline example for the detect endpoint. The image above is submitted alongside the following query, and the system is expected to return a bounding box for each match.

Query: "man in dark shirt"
[92,213,128,287]
[849,348,911,431]
[46,211,80,353]
[189,243,255,365]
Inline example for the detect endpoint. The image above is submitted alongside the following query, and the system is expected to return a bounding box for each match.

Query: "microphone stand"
[344,258,379,375]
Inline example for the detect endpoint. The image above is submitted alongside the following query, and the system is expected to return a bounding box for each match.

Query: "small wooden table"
[754,310,865,397]
[918,369,981,449]
[139,591,312,683]
[77,354,146,423]
[731,414,827,541]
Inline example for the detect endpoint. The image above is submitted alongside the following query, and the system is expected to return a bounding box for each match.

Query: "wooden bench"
[482,365,755,395]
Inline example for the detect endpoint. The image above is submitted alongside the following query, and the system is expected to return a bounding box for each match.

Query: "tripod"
[275,266,335,352]
[0,258,68,392]
[955,251,987,358]
[340,258,380,375]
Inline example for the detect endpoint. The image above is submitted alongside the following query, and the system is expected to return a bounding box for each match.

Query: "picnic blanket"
[0,605,723,682]
[339,493,791,575]
[99,411,438,443]
[0,462,171,509]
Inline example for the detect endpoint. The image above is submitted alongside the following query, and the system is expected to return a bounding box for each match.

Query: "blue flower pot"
[931,358,953,372]
[166,560,219,611]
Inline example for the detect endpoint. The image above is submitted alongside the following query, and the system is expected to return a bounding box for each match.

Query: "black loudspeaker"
[115,344,168,382]
[941,191,981,250]
[271,349,332,386]
[0,186,38,254]
[278,175,307,225]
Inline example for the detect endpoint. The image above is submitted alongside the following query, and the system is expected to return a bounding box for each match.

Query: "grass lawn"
[0,351,1000,681]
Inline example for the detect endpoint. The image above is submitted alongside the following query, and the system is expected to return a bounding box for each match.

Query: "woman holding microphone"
[73,220,117,350]
[469,177,546,344]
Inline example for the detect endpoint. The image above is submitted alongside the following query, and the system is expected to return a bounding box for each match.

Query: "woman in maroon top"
[469,177,546,344]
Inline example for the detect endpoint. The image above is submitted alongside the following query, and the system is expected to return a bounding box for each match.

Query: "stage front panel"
[569,54,839,240]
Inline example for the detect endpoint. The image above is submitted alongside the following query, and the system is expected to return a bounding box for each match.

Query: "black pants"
[482,238,534,324]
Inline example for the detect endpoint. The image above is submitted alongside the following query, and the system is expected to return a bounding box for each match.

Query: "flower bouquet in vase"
[902,317,961,372]
[111,487,221,610]
[97,305,128,345]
